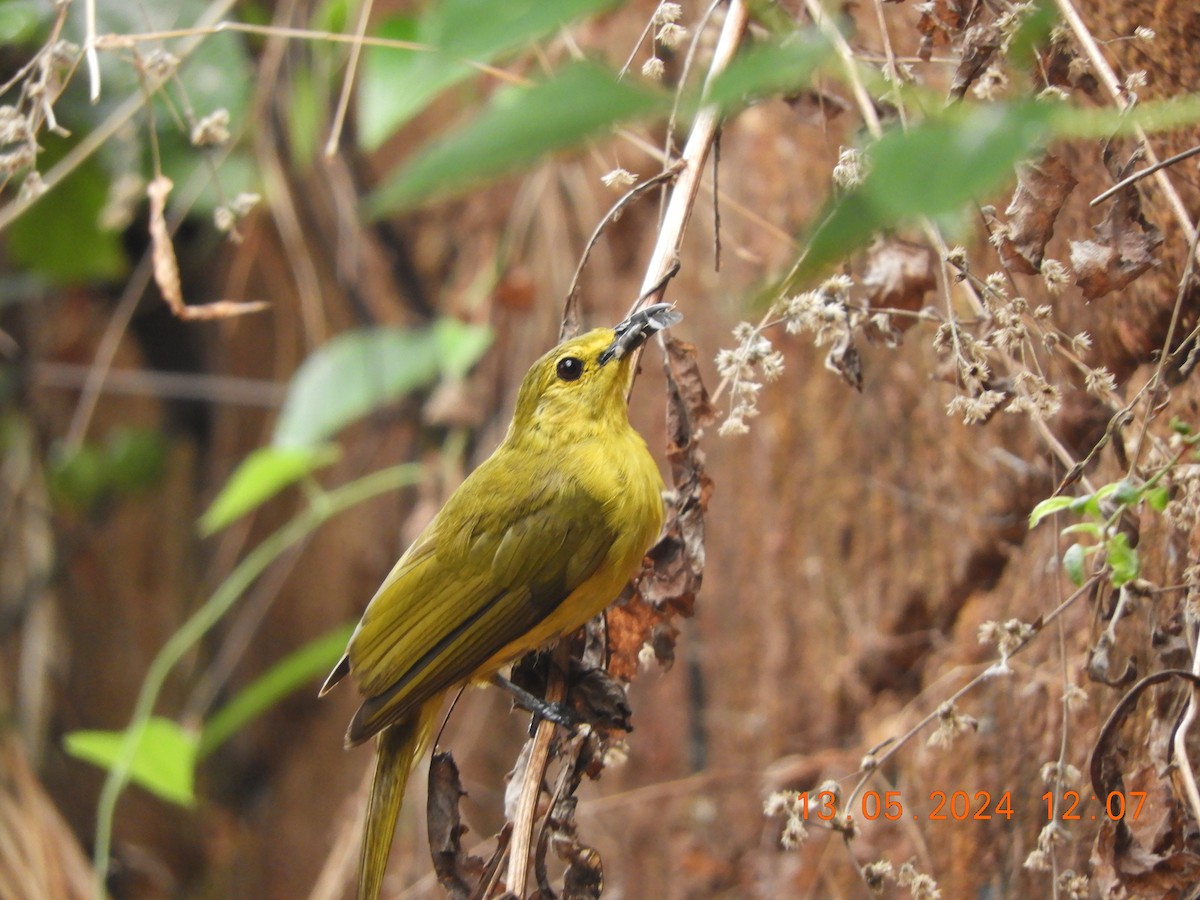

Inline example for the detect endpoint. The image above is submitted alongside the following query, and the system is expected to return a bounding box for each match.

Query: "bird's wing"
[343,464,616,743]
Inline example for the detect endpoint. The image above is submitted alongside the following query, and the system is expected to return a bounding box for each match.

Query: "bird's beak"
[598,303,683,365]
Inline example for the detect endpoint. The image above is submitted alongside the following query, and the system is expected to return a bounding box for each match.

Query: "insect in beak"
[598,303,683,365]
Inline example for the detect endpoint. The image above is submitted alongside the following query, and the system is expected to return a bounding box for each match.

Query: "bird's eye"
[556,356,584,382]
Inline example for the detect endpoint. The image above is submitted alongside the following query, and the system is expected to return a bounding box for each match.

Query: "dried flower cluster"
[638,3,687,82]
[762,791,809,850]
[926,701,979,749]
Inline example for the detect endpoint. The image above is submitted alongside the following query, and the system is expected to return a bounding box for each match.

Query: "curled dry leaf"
[1090,672,1200,894]
[997,154,1077,275]
[949,23,1001,100]
[1070,153,1163,300]
[861,237,936,329]
[825,331,863,391]
[426,752,486,900]
[146,175,268,321]
[606,337,712,681]
[916,0,966,61]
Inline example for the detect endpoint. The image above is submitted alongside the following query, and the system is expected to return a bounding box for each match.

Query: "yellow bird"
[321,304,680,899]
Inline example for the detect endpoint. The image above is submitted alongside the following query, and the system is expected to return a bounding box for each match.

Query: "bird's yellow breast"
[480,422,664,672]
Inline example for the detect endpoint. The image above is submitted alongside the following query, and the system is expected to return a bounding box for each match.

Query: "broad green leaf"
[1107,532,1140,587]
[359,0,619,150]
[48,444,109,511]
[198,444,341,535]
[368,63,667,215]
[1147,485,1169,512]
[0,0,44,43]
[49,428,168,512]
[359,16,421,151]
[704,33,831,112]
[795,101,1058,285]
[65,717,198,807]
[1029,495,1076,528]
[198,623,354,758]
[1061,522,1102,539]
[272,320,493,448]
[1069,493,1102,520]
[782,92,1200,290]
[1111,480,1140,506]
[6,144,126,284]
[434,318,495,379]
[1052,92,1200,141]
[288,63,323,173]
[1062,542,1085,586]
[311,0,355,32]
[105,428,169,494]
[1006,0,1057,71]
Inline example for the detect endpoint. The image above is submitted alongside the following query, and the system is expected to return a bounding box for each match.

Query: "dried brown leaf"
[147,175,268,321]
[606,337,711,680]
[825,331,863,391]
[426,752,484,900]
[607,588,680,681]
[997,154,1077,275]
[861,238,936,326]
[916,0,965,61]
[949,23,1001,100]
[1070,154,1163,300]
[560,845,603,900]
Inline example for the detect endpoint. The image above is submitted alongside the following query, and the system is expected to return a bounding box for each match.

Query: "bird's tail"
[357,699,440,900]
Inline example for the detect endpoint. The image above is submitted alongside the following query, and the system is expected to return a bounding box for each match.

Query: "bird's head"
[508,304,682,440]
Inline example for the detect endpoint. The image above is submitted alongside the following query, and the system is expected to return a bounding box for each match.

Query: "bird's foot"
[491,674,581,730]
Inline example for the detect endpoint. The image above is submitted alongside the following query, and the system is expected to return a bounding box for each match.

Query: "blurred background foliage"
[3,0,1200,897]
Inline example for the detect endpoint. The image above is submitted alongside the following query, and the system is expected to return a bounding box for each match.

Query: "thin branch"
[1090,143,1200,206]
[84,0,100,102]
[842,575,1102,818]
[561,162,684,340]
[636,0,751,306]
[32,363,287,407]
[504,649,567,896]
[1172,635,1200,831]
[1053,0,1198,247]
[324,0,375,157]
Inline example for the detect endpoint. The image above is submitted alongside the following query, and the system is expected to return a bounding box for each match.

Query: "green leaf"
[794,101,1058,285]
[287,63,323,173]
[1069,492,1102,520]
[1171,417,1193,436]
[1107,532,1140,587]
[0,0,44,43]
[6,144,126,284]
[359,0,619,150]
[1006,0,1057,71]
[48,428,168,512]
[359,16,421,151]
[65,718,198,807]
[1029,495,1076,528]
[198,444,341,536]
[368,62,667,215]
[434,318,495,379]
[198,623,354,758]
[105,428,169,493]
[272,320,493,447]
[1146,485,1169,512]
[1061,521,1102,539]
[1111,479,1141,506]
[704,33,831,112]
[48,443,109,511]
[1062,542,1085,586]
